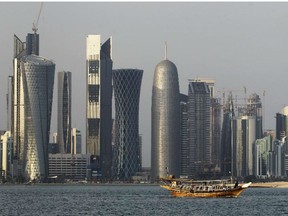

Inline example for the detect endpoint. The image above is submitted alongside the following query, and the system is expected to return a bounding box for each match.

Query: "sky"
[1,2,288,167]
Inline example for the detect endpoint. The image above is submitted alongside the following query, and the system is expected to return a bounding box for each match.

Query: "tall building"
[211,98,222,170]
[220,93,234,176]
[232,115,257,177]
[112,69,143,180]
[275,106,288,140]
[190,78,221,173]
[255,135,272,177]
[71,128,82,154]
[247,93,263,138]
[180,94,188,177]
[7,76,14,132]
[187,81,211,178]
[57,71,72,154]
[151,58,180,181]
[13,33,55,181]
[86,35,113,179]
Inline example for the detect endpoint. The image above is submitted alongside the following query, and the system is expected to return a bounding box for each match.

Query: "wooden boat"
[160,178,251,198]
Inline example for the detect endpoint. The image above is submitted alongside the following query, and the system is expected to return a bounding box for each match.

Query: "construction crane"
[32,2,43,55]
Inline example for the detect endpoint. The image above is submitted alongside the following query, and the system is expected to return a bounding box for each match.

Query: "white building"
[0,131,13,178]
[71,128,82,154]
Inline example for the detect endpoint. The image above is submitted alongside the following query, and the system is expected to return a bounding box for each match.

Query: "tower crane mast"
[32,2,43,55]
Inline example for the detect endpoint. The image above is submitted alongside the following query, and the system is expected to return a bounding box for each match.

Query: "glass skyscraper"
[12,33,55,181]
[187,81,211,179]
[13,55,55,181]
[113,69,143,180]
[57,71,72,154]
[86,35,113,179]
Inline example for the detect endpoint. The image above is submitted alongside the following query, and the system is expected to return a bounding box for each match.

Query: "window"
[89,60,99,74]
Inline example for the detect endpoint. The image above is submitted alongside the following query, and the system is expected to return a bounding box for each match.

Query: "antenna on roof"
[164,42,167,60]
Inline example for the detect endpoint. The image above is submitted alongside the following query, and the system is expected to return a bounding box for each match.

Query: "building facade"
[13,53,55,181]
[71,128,82,154]
[7,76,14,133]
[232,116,256,177]
[221,93,234,177]
[1,131,13,179]
[86,35,113,179]
[57,71,72,154]
[48,154,90,180]
[112,69,143,180]
[151,59,180,181]
[180,94,188,177]
[187,81,211,178]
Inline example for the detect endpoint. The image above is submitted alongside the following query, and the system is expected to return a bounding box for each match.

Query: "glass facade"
[57,71,72,154]
[187,82,211,179]
[86,35,112,179]
[113,69,143,180]
[13,55,55,181]
[151,60,180,181]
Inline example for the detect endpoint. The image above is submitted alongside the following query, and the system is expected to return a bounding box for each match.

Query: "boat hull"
[170,187,246,198]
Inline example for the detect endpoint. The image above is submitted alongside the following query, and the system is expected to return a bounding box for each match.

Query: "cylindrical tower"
[151,59,180,181]
[113,69,143,180]
[18,55,55,181]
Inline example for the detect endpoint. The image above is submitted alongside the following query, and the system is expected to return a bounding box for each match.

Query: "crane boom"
[32,2,43,34]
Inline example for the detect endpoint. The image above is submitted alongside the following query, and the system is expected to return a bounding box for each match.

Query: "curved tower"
[14,54,55,181]
[113,69,143,180]
[151,59,180,181]
[57,71,72,154]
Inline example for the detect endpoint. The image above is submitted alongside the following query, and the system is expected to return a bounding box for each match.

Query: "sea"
[0,184,287,216]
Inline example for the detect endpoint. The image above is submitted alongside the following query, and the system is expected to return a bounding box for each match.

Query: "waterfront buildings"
[113,69,143,180]
[57,71,72,154]
[151,58,180,181]
[12,33,55,181]
[86,35,113,179]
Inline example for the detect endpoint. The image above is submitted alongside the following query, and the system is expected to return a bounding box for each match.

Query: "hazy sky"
[1,2,288,167]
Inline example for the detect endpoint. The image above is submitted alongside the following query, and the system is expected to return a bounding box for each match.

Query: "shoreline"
[251,182,288,188]
[1,182,288,188]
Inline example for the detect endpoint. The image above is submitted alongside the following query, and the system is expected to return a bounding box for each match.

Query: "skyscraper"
[57,71,72,154]
[7,76,14,132]
[12,32,55,181]
[151,58,180,181]
[221,92,234,177]
[187,81,211,179]
[113,69,143,180]
[232,115,257,177]
[86,35,113,179]
[13,54,55,181]
[180,94,188,177]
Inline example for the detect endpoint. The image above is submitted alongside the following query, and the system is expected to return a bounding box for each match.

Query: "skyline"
[1,3,288,167]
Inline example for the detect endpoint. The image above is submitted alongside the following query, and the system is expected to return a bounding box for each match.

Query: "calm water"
[0,185,287,216]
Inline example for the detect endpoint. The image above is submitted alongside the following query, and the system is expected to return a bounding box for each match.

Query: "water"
[0,185,287,216]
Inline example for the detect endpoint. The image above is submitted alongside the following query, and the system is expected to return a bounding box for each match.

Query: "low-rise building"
[48,154,90,180]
